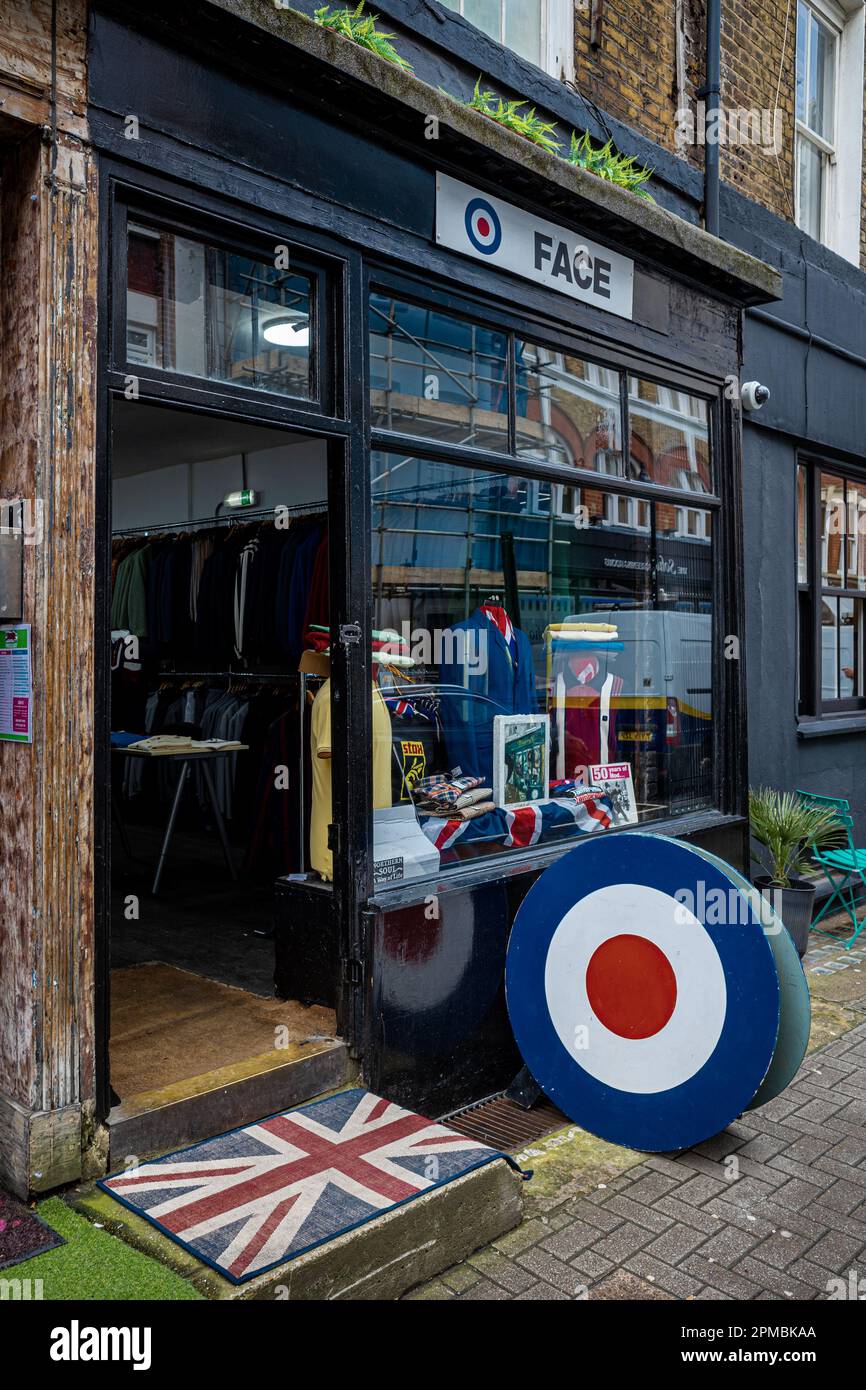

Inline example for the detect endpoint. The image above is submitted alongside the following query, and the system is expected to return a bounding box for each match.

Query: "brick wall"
[572,0,865,268]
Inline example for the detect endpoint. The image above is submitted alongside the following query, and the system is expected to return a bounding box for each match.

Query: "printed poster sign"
[0,623,32,743]
[436,173,635,320]
[579,761,638,826]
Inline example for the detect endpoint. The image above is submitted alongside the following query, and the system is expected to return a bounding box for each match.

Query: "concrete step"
[71,1157,523,1300]
[108,1038,351,1165]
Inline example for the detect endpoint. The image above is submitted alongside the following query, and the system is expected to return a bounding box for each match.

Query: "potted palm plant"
[749,787,845,956]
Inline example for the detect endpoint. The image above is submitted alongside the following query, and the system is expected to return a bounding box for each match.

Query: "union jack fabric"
[421,793,612,856]
[98,1090,501,1284]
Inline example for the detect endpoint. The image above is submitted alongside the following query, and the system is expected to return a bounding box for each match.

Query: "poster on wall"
[493,714,550,809]
[578,761,638,826]
[0,623,33,744]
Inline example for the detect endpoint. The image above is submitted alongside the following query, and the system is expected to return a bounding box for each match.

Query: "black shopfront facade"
[90,1,780,1138]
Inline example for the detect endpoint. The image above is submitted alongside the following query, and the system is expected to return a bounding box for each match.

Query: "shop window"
[515,342,622,473]
[366,450,715,883]
[369,293,509,451]
[795,0,865,264]
[370,291,714,501]
[628,377,712,494]
[798,460,866,715]
[438,0,573,80]
[126,223,314,399]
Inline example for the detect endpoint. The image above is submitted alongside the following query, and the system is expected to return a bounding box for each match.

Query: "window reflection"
[369,294,509,450]
[628,376,711,493]
[515,343,622,473]
[126,224,313,399]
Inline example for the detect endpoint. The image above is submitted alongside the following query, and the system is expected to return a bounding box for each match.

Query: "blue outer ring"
[676,840,810,1112]
[464,197,502,255]
[505,833,780,1152]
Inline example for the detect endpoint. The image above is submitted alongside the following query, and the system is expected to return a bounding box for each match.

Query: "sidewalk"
[407,928,866,1301]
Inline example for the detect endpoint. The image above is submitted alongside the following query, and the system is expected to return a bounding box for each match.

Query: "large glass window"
[515,343,622,473]
[370,292,713,493]
[798,461,866,715]
[369,450,715,878]
[126,223,314,399]
[627,377,712,493]
[370,293,509,450]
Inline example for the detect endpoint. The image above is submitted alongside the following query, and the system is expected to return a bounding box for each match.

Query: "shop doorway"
[106,398,348,1159]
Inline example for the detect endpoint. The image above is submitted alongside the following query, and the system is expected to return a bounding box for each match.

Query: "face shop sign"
[436,173,634,321]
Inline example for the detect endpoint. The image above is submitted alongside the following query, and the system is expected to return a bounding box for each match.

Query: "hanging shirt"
[310,680,392,882]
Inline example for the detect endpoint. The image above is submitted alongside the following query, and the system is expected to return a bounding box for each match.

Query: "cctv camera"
[741,381,770,412]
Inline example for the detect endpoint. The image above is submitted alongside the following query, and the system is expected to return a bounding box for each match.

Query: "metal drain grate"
[443,1094,567,1151]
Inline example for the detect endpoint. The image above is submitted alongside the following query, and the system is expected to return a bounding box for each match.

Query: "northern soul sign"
[505,833,783,1151]
[436,173,634,320]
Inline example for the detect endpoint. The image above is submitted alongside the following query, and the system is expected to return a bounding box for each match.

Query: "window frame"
[110,187,347,429]
[794,0,866,262]
[798,453,866,720]
[438,0,574,80]
[795,0,842,243]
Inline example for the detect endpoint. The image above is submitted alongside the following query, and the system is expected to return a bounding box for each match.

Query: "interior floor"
[111,823,276,995]
[110,962,336,1100]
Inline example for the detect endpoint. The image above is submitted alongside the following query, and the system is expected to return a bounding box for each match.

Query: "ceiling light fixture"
[262,314,310,349]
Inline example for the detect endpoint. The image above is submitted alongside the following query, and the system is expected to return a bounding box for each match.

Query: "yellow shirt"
[310,680,393,881]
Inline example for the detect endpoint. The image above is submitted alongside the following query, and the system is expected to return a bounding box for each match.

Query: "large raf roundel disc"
[505,833,781,1152]
[675,840,810,1112]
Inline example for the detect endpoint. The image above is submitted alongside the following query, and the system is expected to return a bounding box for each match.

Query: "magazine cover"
[493,714,550,808]
[582,761,639,826]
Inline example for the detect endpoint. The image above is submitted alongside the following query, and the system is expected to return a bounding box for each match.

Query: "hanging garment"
[111,543,151,637]
[310,680,392,881]
[438,606,536,784]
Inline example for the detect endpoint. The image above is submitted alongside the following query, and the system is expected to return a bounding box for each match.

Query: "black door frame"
[93,161,372,1121]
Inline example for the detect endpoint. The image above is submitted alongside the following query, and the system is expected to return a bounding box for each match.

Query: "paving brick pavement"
[406,1018,866,1301]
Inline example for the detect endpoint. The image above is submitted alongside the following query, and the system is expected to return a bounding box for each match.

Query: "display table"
[112,744,248,895]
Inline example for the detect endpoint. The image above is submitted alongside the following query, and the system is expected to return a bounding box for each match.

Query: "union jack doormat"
[98,1089,504,1283]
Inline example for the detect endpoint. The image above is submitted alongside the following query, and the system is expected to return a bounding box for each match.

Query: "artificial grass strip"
[4,1198,202,1300]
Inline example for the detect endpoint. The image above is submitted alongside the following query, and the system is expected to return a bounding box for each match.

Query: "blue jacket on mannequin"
[439,608,537,784]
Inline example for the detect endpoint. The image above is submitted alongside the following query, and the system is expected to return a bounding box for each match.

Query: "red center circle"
[476,216,490,238]
[586,934,677,1040]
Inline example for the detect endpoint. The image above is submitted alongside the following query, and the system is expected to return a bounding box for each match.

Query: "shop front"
[80,1,783,1166]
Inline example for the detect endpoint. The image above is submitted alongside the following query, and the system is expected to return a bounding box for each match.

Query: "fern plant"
[312,3,414,72]
[464,78,561,156]
[565,130,653,200]
[749,787,845,888]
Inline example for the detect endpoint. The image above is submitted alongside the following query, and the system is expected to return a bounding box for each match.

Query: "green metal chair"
[797,790,866,949]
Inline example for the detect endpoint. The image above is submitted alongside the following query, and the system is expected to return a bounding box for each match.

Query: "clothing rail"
[112,501,327,539]
[155,670,301,685]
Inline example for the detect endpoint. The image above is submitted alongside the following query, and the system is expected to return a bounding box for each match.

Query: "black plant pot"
[754,875,817,958]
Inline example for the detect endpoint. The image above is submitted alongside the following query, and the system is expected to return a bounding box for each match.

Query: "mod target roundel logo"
[465,197,502,255]
[505,834,781,1152]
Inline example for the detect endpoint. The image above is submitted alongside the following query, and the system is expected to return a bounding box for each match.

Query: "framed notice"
[494,714,550,809]
[0,624,33,743]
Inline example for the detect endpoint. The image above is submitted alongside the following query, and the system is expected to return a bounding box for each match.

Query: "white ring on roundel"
[543,883,727,1095]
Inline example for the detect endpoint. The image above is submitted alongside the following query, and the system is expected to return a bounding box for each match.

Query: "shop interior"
[108,399,339,1108]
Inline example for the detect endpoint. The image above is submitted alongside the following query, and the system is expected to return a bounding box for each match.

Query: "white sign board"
[436,173,634,321]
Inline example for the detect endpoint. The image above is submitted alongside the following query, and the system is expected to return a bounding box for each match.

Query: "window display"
[369,450,715,875]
